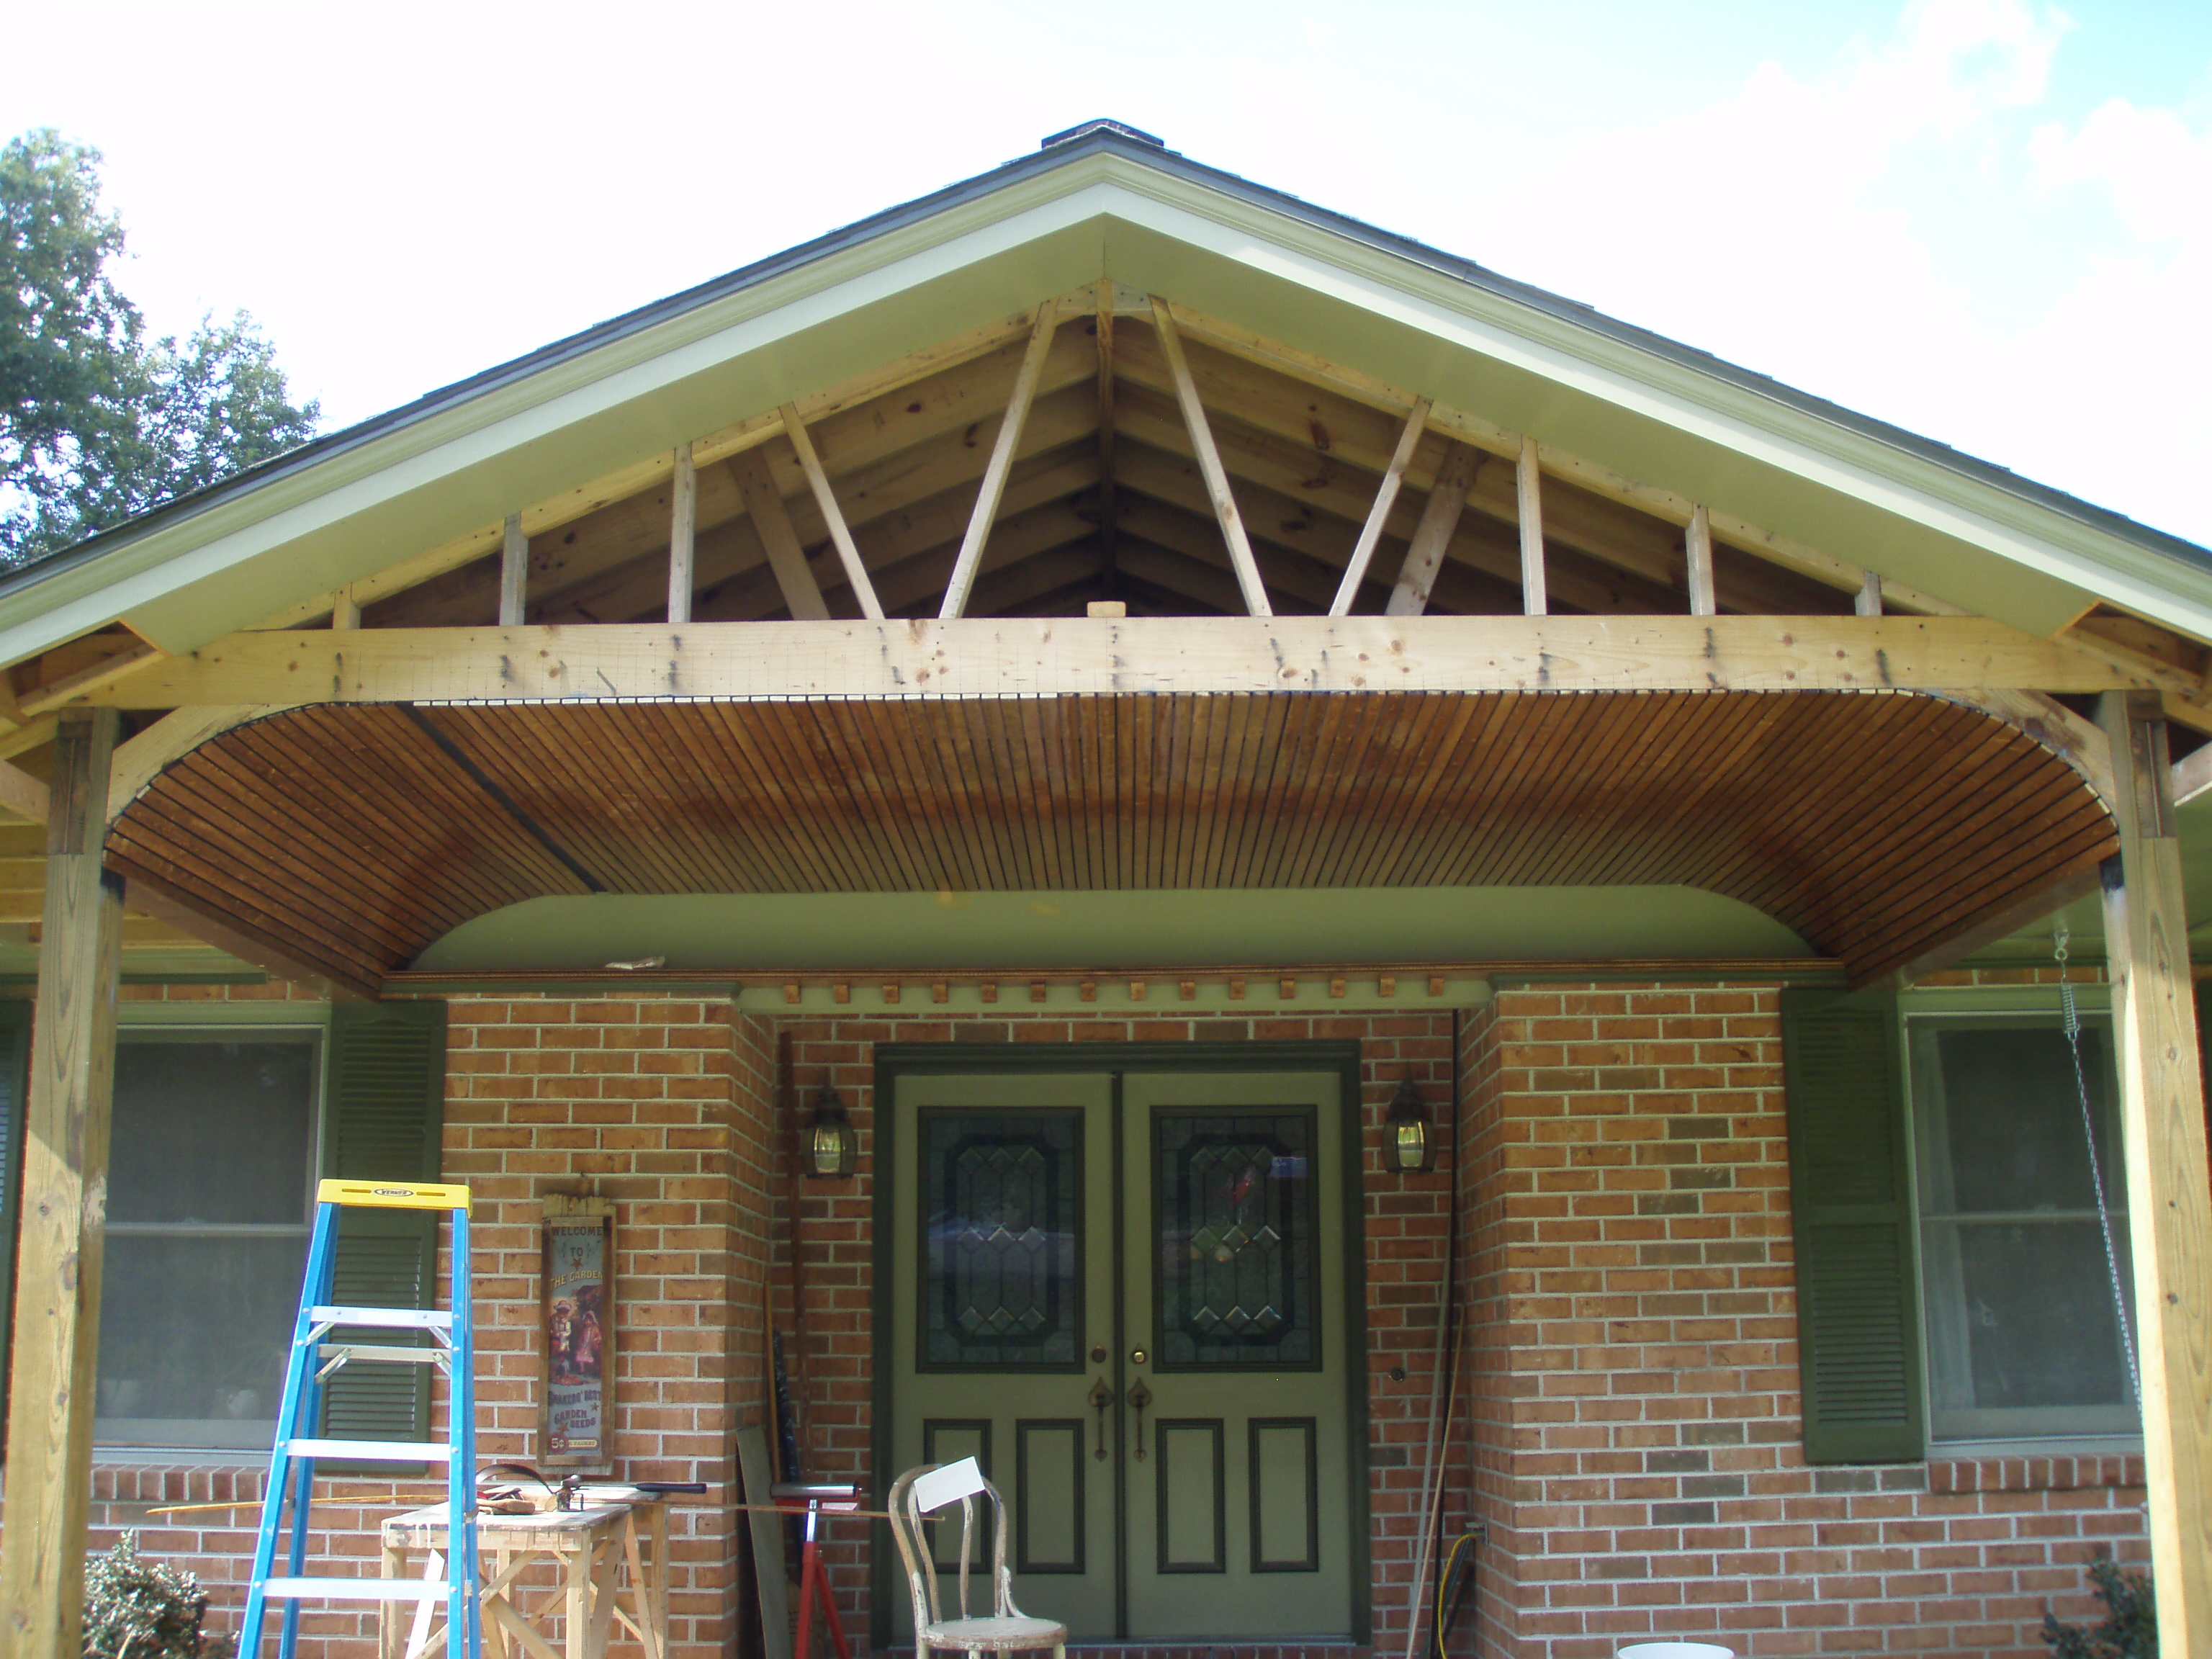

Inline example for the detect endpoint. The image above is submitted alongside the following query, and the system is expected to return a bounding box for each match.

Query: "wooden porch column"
[2097,691,2212,1656]
[0,708,125,1659]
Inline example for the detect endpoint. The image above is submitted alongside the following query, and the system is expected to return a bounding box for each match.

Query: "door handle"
[1087,1376,1113,1461]
[1128,1377,1153,1462]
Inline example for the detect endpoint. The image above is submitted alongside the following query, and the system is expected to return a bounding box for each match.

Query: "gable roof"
[3,120,2208,664]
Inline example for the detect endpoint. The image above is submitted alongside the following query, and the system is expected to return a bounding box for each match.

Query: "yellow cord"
[1434,1531,1475,1652]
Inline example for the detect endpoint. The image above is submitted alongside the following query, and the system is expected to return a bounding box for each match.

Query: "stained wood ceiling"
[104,692,2113,997]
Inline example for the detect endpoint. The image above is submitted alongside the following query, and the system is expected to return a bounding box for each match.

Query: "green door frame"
[868,1041,1373,1647]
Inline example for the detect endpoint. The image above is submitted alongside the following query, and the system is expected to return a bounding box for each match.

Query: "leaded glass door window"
[920,1110,1083,1370]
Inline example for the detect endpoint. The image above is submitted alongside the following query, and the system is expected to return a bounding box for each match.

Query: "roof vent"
[1040,120,1166,150]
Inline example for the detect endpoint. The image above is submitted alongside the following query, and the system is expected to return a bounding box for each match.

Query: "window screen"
[96,1029,321,1449]
[1909,1016,2139,1443]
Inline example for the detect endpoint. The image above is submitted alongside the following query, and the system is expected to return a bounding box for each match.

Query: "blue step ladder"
[239,1179,482,1659]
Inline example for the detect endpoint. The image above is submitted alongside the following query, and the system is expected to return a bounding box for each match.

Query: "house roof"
[3,120,2208,662]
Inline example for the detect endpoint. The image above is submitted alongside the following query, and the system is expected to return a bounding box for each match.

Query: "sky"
[7,0,2211,546]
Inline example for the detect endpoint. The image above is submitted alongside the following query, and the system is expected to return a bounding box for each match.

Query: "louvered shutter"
[0,1001,30,1433]
[320,1002,447,1455]
[1781,986,1925,1464]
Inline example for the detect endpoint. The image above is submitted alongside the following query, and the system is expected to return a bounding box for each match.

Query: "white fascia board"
[1090,162,2212,637]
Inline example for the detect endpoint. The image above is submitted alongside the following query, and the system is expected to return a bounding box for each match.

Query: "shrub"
[2043,1557,2157,1659]
[81,1532,236,1659]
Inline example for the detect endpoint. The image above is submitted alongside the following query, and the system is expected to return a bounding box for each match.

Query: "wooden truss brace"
[1330,397,1431,616]
[1095,280,1118,575]
[1516,436,1547,616]
[726,449,831,621]
[1685,505,1715,618]
[781,405,884,621]
[1386,445,1482,617]
[499,513,528,626]
[1148,298,1270,616]
[666,443,697,624]
[942,305,1061,619]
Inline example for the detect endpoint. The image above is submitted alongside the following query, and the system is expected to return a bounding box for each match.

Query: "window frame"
[1897,985,2144,1456]
[93,1001,333,1462]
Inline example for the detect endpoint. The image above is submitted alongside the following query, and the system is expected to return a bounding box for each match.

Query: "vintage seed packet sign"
[540,1194,617,1472]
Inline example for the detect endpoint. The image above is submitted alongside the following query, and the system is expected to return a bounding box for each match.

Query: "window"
[1905,1004,2140,1446]
[95,1024,323,1451]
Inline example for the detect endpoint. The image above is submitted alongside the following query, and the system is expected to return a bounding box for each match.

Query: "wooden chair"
[886,1464,1067,1659]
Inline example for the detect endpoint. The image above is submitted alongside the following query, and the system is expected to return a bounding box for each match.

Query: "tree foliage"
[1,129,319,567]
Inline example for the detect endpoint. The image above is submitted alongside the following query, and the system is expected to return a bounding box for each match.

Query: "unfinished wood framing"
[0,708,124,1659]
[330,585,362,629]
[1095,281,1118,574]
[1148,298,1269,616]
[1385,444,1481,618]
[781,405,884,621]
[499,513,528,626]
[1331,397,1431,616]
[0,759,48,825]
[1686,505,1715,618]
[2097,691,2212,1654]
[726,449,830,622]
[942,307,1061,619]
[1856,569,1884,618]
[1516,437,1547,616]
[667,444,697,624]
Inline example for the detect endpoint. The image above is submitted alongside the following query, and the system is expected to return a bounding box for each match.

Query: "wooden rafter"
[941,306,1060,619]
[725,449,831,621]
[1330,397,1431,616]
[1095,280,1118,590]
[1387,444,1482,617]
[781,405,884,621]
[1148,299,1269,616]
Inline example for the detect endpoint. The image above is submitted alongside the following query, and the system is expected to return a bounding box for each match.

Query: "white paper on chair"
[912,1457,986,1513]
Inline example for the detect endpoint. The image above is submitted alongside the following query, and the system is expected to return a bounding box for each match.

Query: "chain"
[2053,922,2141,1408]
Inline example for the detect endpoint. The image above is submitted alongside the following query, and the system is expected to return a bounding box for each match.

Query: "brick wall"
[769,1008,1466,1657]
[1457,981,2149,1659]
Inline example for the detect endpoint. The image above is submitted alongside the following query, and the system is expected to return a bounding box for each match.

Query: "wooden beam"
[724,450,830,622]
[1095,280,1118,583]
[941,307,1060,619]
[1685,505,1715,618]
[0,708,123,1659]
[2096,690,2212,1655]
[498,513,527,626]
[17,644,166,719]
[1856,569,1884,618]
[1331,397,1431,616]
[667,444,697,625]
[115,870,366,1002]
[107,706,298,824]
[2174,738,2212,809]
[1385,444,1482,617]
[330,584,362,629]
[780,405,884,621]
[84,616,2169,707]
[0,716,58,763]
[1516,437,1547,616]
[0,760,49,825]
[1148,299,1269,616]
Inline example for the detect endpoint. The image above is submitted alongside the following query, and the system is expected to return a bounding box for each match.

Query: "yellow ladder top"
[317,1179,472,1215]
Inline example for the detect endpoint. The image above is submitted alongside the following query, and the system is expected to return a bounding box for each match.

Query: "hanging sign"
[539,1194,617,1472]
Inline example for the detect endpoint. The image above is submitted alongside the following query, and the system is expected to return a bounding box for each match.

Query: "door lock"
[1130,1347,1147,1365]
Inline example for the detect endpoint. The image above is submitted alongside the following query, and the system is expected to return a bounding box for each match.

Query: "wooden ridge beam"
[79,616,2167,707]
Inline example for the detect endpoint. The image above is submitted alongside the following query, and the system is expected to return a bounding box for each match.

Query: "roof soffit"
[1,140,2204,659]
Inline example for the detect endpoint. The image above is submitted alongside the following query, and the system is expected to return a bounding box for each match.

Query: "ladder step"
[318,1342,446,1366]
[309,1305,452,1331]
[285,1438,457,1462]
[260,1576,464,1601]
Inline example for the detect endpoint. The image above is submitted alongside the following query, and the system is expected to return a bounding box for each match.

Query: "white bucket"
[1617,1646,1736,1659]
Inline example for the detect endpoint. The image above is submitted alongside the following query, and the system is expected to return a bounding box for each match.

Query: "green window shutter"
[0,1000,31,1435]
[320,1002,447,1449]
[1781,986,1925,1465]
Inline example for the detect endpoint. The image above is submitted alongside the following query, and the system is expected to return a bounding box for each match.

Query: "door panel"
[886,1063,1356,1642]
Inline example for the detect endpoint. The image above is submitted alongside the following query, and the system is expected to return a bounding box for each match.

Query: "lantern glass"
[1393,1118,1429,1172]
[806,1084,855,1178]
[1385,1074,1434,1174]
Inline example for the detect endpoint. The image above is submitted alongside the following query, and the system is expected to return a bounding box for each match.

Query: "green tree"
[1,129,318,567]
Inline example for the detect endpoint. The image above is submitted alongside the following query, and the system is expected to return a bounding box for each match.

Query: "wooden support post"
[330,583,362,630]
[1095,280,1118,588]
[1149,297,1271,616]
[1385,445,1481,617]
[727,450,830,621]
[2097,690,2212,1655]
[498,513,528,626]
[1856,569,1884,617]
[942,306,1059,619]
[1330,397,1431,616]
[1516,436,1547,616]
[780,405,884,621]
[0,708,125,1659]
[1685,504,1715,617]
[667,443,697,624]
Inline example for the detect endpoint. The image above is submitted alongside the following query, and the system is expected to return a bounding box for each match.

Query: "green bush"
[2043,1557,2157,1659]
[81,1532,236,1659]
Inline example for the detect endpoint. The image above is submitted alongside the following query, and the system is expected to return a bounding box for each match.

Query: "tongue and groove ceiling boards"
[3,122,2210,988]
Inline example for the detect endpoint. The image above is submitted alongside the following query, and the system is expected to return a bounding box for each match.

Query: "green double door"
[884,1057,1362,1642]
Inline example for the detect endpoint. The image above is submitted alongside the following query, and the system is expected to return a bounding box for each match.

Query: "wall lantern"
[1385,1074,1434,1174]
[806,1082,857,1179]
